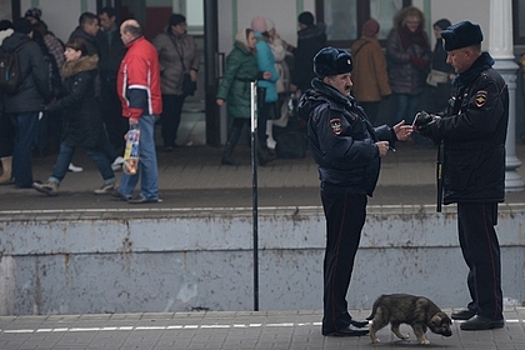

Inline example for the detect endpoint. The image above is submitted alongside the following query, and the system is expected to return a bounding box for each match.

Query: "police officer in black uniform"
[414,21,508,331]
[297,47,412,337]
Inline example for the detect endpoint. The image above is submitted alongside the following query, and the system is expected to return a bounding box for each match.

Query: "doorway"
[98,0,221,146]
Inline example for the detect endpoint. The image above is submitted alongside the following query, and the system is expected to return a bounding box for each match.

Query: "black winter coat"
[96,28,126,80]
[1,33,50,112]
[421,53,508,204]
[291,24,326,92]
[298,78,397,196]
[48,55,106,149]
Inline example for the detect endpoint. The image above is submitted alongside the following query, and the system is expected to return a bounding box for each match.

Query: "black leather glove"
[413,110,441,144]
[413,110,436,135]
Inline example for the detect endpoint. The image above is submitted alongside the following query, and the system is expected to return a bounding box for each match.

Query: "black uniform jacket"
[298,78,397,196]
[422,52,508,204]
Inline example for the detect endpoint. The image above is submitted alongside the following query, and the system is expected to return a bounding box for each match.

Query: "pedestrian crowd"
[0,8,199,204]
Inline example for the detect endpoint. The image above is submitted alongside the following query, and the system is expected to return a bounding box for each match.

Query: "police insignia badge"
[474,90,488,108]
[329,118,343,135]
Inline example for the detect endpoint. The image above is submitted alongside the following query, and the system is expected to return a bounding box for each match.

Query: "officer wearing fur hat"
[414,21,507,331]
[297,46,412,337]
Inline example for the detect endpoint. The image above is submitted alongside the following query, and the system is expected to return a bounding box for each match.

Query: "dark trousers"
[46,110,63,154]
[0,112,14,157]
[161,94,186,147]
[35,111,48,156]
[457,202,503,320]
[225,118,250,151]
[101,79,126,152]
[8,112,39,188]
[320,190,367,335]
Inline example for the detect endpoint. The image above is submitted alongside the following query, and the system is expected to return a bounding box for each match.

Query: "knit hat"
[313,46,353,77]
[25,8,42,21]
[169,13,186,27]
[13,18,33,34]
[235,28,251,48]
[433,18,451,31]
[251,16,267,33]
[266,18,275,32]
[298,12,314,26]
[441,20,483,51]
[362,19,380,37]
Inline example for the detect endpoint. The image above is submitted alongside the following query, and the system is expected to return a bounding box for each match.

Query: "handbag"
[182,72,197,96]
[169,35,197,96]
[426,69,449,87]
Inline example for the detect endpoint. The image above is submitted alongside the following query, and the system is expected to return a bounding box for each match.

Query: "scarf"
[399,25,429,51]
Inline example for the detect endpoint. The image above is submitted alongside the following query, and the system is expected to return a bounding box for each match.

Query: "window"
[316,0,411,48]
[513,0,525,45]
[0,0,19,19]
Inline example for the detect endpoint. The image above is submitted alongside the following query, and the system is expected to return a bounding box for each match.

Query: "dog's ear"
[430,314,442,327]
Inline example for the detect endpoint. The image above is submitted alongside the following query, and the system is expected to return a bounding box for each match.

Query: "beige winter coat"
[153,31,200,95]
[350,36,391,102]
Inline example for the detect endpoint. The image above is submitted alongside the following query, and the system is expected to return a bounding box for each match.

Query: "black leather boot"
[222,125,242,166]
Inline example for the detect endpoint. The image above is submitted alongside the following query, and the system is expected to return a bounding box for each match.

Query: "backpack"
[0,44,25,94]
[275,130,307,159]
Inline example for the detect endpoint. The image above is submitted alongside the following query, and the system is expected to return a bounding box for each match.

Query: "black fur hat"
[441,20,483,51]
[313,46,353,77]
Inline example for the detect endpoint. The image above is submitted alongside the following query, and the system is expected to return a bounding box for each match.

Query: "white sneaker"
[112,156,125,171]
[267,137,277,150]
[68,163,83,172]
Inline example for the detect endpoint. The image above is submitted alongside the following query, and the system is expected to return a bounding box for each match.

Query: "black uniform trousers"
[320,190,367,335]
[457,202,503,320]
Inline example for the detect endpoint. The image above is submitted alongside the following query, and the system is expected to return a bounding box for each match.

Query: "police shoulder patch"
[474,90,488,108]
[329,118,343,135]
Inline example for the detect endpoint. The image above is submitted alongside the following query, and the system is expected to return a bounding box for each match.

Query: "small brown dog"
[366,294,452,345]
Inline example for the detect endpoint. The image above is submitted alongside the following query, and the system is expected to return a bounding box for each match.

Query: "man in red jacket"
[114,19,162,204]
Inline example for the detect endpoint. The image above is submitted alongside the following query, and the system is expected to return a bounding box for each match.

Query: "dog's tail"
[366,297,382,320]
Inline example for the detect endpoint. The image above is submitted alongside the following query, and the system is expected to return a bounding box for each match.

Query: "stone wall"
[1,204,524,315]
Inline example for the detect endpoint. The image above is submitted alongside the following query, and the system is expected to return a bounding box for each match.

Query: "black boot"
[222,124,242,166]
[257,139,276,166]
[222,144,240,166]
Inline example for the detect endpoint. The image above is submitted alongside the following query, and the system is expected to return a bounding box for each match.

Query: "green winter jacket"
[216,41,259,119]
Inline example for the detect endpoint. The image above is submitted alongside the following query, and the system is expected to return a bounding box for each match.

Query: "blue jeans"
[393,93,421,124]
[117,115,159,200]
[8,112,39,188]
[49,142,116,186]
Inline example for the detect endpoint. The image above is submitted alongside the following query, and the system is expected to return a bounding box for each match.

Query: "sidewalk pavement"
[1,143,525,349]
[1,142,524,212]
[1,307,524,349]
